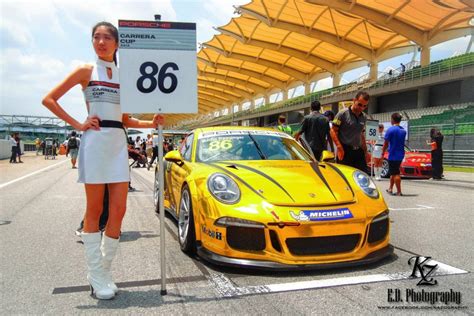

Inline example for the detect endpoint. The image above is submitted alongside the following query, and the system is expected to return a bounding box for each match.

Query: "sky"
[0,0,472,127]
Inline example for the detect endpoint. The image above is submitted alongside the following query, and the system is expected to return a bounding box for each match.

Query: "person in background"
[330,91,369,172]
[145,134,153,159]
[9,133,17,163]
[42,21,164,300]
[15,133,23,163]
[428,128,444,180]
[277,114,292,135]
[295,100,332,161]
[35,138,41,156]
[76,187,109,236]
[382,113,407,196]
[149,133,159,166]
[134,136,141,151]
[323,110,335,154]
[67,131,80,169]
[372,124,385,180]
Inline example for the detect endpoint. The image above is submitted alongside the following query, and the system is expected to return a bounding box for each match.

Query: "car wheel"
[178,185,196,254]
[381,160,389,178]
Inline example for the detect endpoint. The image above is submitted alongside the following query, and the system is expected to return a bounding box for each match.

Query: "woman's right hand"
[78,115,101,131]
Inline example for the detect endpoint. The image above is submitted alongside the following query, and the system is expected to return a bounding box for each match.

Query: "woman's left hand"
[152,114,165,126]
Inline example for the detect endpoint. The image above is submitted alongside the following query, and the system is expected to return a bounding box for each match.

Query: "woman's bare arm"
[42,65,99,131]
[122,114,165,129]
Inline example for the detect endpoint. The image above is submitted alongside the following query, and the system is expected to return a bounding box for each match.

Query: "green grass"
[444,166,474,173]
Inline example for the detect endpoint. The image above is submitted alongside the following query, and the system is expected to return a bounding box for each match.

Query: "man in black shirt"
[330,91,369,173]
[295,100,332,161]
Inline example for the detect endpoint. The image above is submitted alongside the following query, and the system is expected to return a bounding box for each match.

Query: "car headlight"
[353,171,379,198]
[207,173,241,204]
[214,217,265,228]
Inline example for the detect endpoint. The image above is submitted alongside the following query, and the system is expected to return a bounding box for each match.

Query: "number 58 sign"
[365,119,379,141]
[119,20,197,114]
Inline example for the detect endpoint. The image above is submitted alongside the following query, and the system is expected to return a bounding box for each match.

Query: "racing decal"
[199,130,291,139]
[325,163,355,196]
[206,163,265,199]
[201,225,222,240]
[220,162,294,202]
[83,81,120,104]
[289,208,353,221]
[309,162,336,200]
[207,139,233,151]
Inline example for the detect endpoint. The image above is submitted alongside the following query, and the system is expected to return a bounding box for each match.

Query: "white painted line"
[390,204,434,211]
[210,259,468,298]
[416,204,435,209]
[0,159,69,189]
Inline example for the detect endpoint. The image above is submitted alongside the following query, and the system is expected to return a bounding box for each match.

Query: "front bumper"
[198,244,394,271]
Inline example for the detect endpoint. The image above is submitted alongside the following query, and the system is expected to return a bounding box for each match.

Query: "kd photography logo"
[378,256,466,311]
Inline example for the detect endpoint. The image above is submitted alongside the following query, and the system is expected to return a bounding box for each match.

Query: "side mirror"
[164,150,183,164]
[321,150,336,162]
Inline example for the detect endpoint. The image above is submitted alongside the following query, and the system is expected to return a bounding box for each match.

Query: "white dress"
[78,59,130,184]
[372,134,384,159]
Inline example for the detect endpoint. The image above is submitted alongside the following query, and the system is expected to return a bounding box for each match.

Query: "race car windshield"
[196,133,312,162]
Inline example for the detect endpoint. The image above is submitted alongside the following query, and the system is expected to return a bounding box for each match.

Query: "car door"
[170,133,194,213]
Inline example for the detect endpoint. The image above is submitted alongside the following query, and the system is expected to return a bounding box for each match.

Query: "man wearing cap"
[330,91,369,173]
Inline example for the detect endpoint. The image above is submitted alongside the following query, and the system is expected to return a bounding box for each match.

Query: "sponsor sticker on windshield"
[290,208,353,221]
[199,130,290,139]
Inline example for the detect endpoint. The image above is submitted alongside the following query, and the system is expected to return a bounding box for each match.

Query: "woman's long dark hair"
[92,21,119,65]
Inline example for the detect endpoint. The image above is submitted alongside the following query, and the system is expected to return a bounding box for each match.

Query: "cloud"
[0,49,88,119]
[0,0,177,119]
[198,0,249,43]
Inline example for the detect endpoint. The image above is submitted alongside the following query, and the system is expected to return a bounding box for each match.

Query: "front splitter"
[197,244,394,271]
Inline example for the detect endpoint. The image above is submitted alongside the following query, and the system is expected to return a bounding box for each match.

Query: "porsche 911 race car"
[367,144,432,178]
[154,127,392,269]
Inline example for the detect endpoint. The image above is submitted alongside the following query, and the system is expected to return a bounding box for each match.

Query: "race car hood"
[209,160,355,206]
[404,152,431,161]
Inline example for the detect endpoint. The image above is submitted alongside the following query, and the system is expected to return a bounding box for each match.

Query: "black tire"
[381,159,389,178]
[178,185,196,254]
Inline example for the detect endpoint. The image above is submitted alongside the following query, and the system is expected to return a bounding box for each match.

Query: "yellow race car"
[154,126,392,269]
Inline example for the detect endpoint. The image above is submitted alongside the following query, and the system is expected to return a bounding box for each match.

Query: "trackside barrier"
[418,149,474,167]
[0,139,25,159]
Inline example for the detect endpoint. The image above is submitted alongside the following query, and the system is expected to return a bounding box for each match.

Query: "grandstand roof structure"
[139,0,474,128]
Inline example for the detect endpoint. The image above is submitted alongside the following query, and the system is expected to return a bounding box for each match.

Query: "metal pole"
[158,122,167,295]
[153,12,167,296]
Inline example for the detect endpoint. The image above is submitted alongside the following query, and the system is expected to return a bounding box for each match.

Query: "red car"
[367,144,432,178]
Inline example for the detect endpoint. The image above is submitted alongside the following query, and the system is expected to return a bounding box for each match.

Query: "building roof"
[142,0,473,127]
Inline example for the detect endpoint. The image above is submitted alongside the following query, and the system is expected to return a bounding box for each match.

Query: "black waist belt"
[342,143,361,150]
[99,120,124,129]
[99,120,128,142]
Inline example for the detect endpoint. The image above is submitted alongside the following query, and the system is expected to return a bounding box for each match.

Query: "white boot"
[82,232,115,300]
[101,234,120,294]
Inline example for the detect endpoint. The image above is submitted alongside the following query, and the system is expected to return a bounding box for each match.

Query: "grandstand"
[176,52,474,129]
[0,115,72,143]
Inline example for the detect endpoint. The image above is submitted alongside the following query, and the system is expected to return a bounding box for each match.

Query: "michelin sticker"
[290,208,353,221]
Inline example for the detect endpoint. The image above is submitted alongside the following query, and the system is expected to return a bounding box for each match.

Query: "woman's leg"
[83,184,106,233]
[105,182,129,239]
[100,182,127,294]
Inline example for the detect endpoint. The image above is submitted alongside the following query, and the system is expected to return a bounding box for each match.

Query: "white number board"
[118,20,197,114]
[365,119,379,141]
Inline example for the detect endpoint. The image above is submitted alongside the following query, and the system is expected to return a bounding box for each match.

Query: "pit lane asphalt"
[1,153,472,314]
